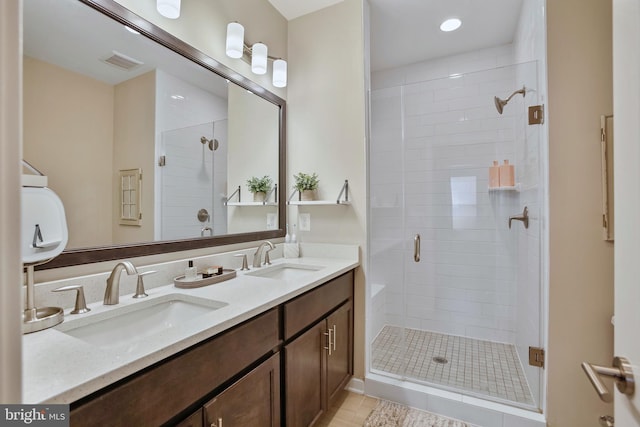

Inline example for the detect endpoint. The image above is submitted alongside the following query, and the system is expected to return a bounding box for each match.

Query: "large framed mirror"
[23,0,286,269]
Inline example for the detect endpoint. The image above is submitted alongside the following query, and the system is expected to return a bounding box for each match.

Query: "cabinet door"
[204,353,280,427]
[326,302,352,405]
[285,321,327,427]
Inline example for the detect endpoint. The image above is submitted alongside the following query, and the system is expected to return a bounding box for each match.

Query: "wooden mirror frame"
[38,0,286,269]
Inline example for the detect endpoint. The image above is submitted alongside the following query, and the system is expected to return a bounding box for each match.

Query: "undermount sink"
[56,294,227,350]
[246,263,325,281]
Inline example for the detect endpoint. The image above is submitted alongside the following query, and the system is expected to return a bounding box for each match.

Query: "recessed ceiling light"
[124,26,140,35]
[440,18,462,32]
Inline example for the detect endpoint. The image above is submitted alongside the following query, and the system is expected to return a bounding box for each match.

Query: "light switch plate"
[299,213,311,231]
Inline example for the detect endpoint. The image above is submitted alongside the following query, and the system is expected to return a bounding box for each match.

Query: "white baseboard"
[345,377,365,394]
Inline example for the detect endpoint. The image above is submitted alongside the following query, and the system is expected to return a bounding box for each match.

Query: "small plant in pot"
[247,175,273,202]
[293,172,319,201]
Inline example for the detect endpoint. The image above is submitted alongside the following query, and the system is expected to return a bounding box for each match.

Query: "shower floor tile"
[371,325,535,407]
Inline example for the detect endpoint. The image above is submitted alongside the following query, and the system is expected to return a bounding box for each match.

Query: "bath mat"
[363,400,471,427]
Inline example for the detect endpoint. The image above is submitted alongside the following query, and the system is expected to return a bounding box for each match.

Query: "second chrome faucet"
[104,261,138,305]
[252,241,275,268]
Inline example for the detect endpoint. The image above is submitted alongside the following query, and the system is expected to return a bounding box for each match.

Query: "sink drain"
[432,356,448,364]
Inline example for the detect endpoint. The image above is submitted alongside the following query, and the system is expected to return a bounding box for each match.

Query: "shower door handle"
[414,234,420,262]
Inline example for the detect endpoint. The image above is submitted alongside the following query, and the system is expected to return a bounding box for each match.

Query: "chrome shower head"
[494,96,507,114]
[200,136,219,151]
[494,86,526,114]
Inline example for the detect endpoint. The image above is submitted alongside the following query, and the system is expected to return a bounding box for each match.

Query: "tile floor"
[316,390,379,427]
[371,325,535,406]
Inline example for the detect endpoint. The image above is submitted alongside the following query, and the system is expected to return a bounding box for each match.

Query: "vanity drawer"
[70,308,280,427]
[283,270,353,340]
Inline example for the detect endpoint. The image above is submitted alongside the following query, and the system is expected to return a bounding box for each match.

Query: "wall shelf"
[488,183,520,192]
[288,200,351,206]
[224,184,278,206]
[225,201,278,207]
[287,179,350,206]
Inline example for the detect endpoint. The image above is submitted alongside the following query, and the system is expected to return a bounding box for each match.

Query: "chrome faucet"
[252,241,275,268]
[104,261,138,305]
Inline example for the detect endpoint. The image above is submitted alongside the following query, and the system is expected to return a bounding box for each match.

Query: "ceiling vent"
[101,51,144,71]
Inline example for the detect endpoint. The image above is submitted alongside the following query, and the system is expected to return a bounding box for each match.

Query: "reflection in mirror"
[22,0,285,268]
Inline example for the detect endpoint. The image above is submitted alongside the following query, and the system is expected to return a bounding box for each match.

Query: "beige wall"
[23,57,115,249]
[288,0,367,378]
[546,0,614,425]
[227,83,279,233]
[113,71,156,244]
[114,0,287,100]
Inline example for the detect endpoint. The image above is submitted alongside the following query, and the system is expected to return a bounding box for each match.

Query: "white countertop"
[23,247,359,404]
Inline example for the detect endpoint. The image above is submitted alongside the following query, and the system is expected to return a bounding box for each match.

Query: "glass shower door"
[159,122,217,240]
[369,62,543,410]
[369,84,409,380]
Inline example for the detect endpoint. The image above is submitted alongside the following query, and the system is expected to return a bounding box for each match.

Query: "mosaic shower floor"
[371,325,535,406]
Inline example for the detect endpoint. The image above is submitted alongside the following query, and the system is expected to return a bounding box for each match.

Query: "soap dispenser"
[284,224,299,258]
[184,260,198,281]
[499,160,515,187]
[489,160,500,188]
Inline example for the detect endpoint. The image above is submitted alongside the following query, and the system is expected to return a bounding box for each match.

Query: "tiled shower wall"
[370,46,534,345]
[155,70,229,240]
[159,121,228,240]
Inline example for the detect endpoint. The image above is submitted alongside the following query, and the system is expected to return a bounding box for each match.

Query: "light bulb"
[440,18,462,32]
[157,0,180,19]
[273,59,287,88]
[226,22,244,59]
[251,43,268,75]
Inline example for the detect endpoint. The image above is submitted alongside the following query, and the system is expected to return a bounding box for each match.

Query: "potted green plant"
[293,172,319,201]
[246,175,273,202]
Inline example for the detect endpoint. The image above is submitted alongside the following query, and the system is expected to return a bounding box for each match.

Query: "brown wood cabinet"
[284,321,326,426]
[326,303,352,404]
[204,353,280,427]
[70,308,279,426]
[68,269,354,427]
[284,271,354,427]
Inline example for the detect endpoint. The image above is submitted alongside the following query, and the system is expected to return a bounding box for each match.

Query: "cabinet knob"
[210,418,222,427]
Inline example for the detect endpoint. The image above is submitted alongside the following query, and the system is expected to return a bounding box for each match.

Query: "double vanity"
[23,244,359,426]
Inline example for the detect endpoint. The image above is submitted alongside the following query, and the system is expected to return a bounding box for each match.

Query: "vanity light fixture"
[225,22,288,87]
[251,42,268,75]
[272,59,287,88]
[440,18,462,32]
[157,0,181,19]
[226,22,245,58]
